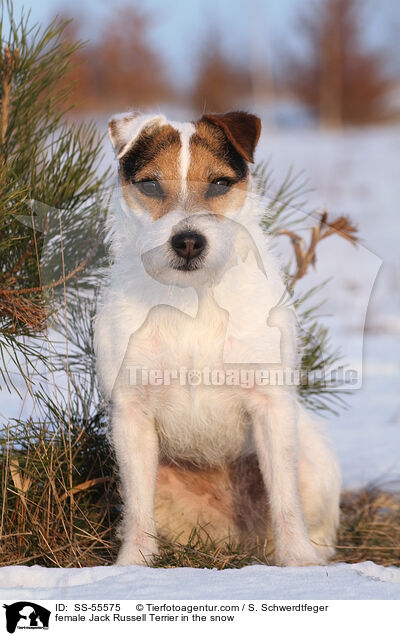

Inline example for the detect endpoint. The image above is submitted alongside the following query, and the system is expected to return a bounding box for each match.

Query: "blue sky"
[9,0,297,84]
[7,0,400,85]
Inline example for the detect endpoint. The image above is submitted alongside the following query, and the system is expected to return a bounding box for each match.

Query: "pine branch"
[0,293,48,332]
[0,231,101,296]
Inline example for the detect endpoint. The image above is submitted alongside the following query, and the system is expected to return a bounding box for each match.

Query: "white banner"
[1,599,398,635]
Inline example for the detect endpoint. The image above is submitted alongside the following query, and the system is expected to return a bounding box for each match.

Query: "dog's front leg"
[112,399,159,566]
[250,389,324,566]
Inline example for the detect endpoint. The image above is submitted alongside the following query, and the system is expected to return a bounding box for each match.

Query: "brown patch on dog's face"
[200,112,261,163]
[119,124,182,220]
[118,111,261,220]
[186,118,251,215]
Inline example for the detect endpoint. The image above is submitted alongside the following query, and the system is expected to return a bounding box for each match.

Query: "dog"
[94,110,341,567]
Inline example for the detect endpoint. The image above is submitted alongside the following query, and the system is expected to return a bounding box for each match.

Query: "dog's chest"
[140,301,251,465]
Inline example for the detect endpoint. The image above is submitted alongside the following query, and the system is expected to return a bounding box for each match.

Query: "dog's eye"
[206,177,234,198]
[135,180,164,198]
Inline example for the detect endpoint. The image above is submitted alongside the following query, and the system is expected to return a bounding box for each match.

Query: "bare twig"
[1,45,19,145]
[278,208,358,289]
[59,477,110,502]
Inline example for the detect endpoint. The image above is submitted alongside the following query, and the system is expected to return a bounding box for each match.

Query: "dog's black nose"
[171,231,206,260]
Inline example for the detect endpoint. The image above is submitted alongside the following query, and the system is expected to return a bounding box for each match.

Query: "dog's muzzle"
[170,231,207,270]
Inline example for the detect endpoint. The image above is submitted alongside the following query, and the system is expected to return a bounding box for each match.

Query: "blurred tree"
[190,35,252,113]
[61,5,174,111]
[282,0,392,126]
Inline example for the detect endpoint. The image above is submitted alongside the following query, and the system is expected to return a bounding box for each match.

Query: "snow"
[1,562,400,600]
[1,122,399,600]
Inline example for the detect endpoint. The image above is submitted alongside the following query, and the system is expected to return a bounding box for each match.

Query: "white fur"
[95,113,341,567]
[169,121,196,197]
[109,112,167,159]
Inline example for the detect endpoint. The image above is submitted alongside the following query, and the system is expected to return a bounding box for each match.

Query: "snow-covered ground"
[1,561,400,600]
[1,122,399,600]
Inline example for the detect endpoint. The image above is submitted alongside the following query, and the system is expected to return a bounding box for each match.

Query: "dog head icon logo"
[3,602,50,633]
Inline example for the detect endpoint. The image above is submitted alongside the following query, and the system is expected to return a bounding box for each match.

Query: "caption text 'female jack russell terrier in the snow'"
[95,110,341,567]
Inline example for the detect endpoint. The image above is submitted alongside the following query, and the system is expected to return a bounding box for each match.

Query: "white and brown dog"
[95,111,341,567]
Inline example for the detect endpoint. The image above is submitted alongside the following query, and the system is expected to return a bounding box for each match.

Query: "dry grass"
[0,418,120,568]
[331,486,400,567]
[152,486,400,570]
[152,531,268,570]
[1,459,399,569]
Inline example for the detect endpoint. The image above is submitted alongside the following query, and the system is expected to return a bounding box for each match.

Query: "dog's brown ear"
[201,111,261,163]
[108,112,167,159]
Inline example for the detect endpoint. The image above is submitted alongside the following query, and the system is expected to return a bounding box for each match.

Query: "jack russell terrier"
[95,111,341,567]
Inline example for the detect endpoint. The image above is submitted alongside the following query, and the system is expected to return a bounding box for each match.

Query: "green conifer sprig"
[0,2,110,394]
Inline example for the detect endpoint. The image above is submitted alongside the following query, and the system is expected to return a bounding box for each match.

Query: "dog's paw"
[275,543,326,567]
[116,538,158,567]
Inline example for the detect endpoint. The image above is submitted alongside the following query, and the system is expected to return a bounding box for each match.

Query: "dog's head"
[109,111,262,287]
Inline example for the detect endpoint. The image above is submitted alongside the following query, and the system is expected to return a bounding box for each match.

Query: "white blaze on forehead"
[170,121,195,196]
